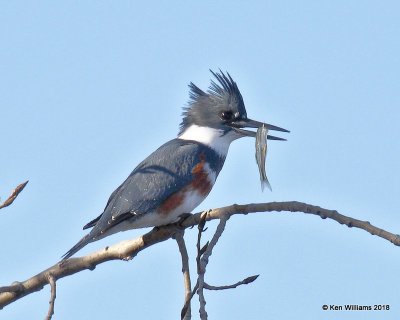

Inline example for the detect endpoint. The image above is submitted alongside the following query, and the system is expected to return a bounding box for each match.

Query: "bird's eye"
[220,111,234,121]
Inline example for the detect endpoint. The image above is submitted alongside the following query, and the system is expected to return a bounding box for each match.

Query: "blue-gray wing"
[63,138,224,260]
[107,140,198,216]
[87,139,223,232]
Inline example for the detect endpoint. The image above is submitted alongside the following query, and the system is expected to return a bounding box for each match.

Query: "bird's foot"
[177,212,193,228]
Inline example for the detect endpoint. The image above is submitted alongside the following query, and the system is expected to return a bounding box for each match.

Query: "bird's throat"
[178,124,237,157]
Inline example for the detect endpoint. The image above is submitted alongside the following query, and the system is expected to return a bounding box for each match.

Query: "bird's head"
[179,70,289,141]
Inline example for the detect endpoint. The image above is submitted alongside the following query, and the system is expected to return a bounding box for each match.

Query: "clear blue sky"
[1,1,400,319]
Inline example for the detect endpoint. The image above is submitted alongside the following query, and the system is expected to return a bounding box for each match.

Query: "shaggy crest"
[179,70,247,134]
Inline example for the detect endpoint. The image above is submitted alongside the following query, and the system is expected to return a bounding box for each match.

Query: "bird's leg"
[151,213,192,234]
[177,212,193,228]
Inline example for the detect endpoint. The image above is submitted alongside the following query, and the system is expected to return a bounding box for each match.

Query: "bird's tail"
[61,233,93,261]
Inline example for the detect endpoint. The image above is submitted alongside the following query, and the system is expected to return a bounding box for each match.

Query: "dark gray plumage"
[179,70,247,134]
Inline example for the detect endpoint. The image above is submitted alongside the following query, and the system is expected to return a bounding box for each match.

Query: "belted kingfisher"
[62,70,289,260]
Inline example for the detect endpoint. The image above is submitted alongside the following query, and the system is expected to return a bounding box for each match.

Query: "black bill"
[230,118,290,140]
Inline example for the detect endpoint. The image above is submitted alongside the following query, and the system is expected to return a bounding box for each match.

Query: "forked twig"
[194,213,260,319]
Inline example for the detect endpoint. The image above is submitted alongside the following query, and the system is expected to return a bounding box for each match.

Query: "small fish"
[255,124,272,191]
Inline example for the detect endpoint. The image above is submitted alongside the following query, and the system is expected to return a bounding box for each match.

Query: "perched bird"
[62,70,289,259]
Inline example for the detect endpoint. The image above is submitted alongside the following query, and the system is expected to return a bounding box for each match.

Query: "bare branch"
[198,216,228,320]
[0,282,24,294]
[200,216,228,268]
[0,224,176,309]
[44,275,56,320]
[0,180,28,210]
[174,231,192,320]
[181,211,208,319]
[196,212,209,320]
[200,202,400,246]
[204,275,259,291]
[1,201,399,309]
[181,281,199,319]
[196,212,207,273]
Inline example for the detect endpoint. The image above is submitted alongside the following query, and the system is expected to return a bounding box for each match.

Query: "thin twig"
[174,231,192,320]
[200,216,228,268]
[181,281,199,318]
[196,212,208,274]
[195,211,209,320]
[1,201,399,309]
[44,275,56,320]
[0,181,29,210]
[204,275,259,291]
[198,216,228,320]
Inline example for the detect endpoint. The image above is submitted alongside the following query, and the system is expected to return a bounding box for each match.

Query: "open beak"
[230,118,290,140]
